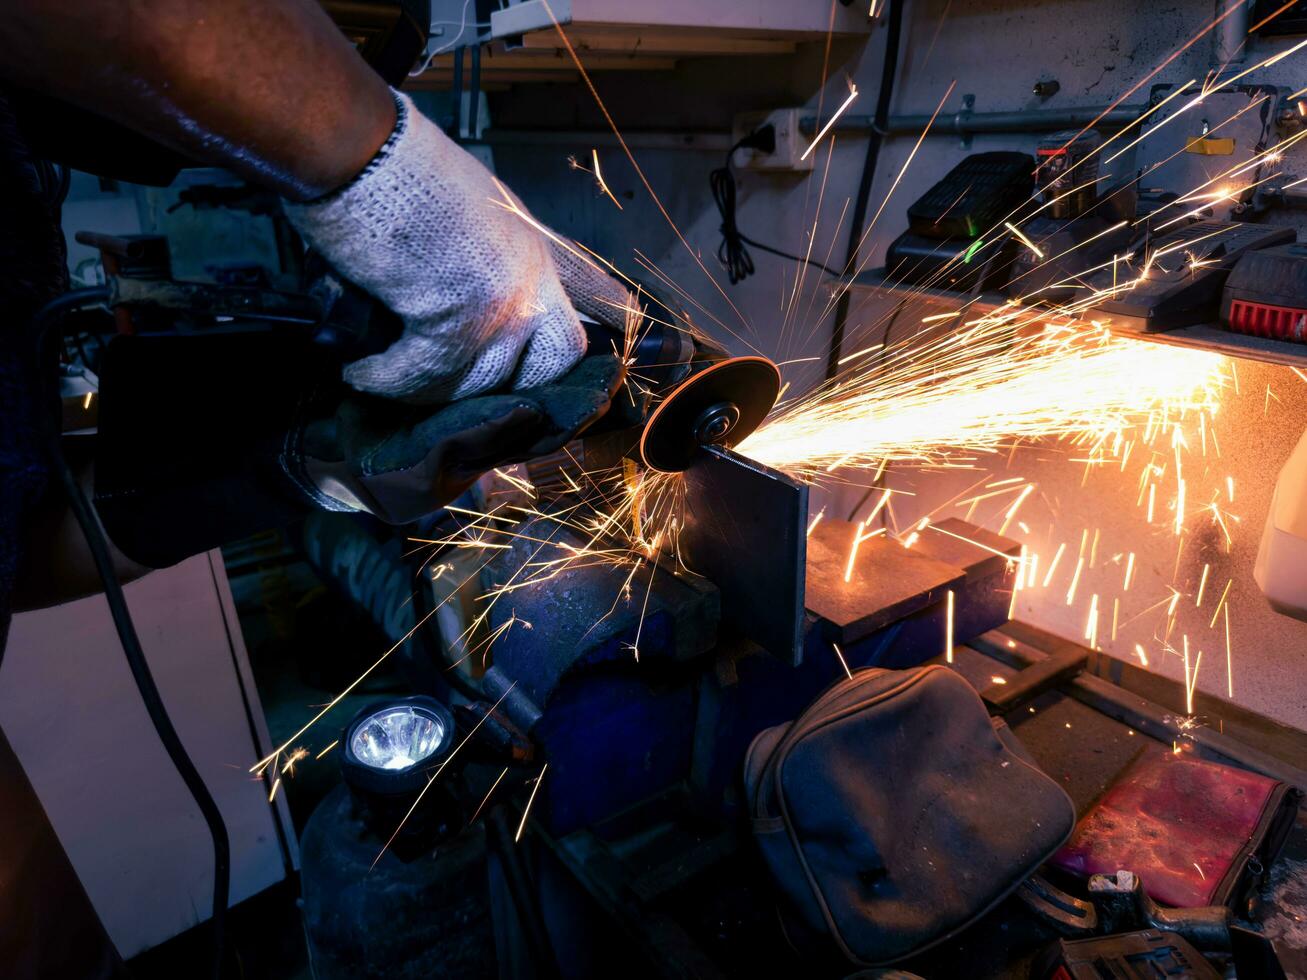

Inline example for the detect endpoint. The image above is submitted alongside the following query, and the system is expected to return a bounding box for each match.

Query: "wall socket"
[731,108,814,172]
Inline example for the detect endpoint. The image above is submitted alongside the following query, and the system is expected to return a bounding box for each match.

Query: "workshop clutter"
[744,664,1075,966]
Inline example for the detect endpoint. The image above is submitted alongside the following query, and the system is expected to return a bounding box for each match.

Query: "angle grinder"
[580,314,781,474]
[99,254,783,477]
[637,353,779,472]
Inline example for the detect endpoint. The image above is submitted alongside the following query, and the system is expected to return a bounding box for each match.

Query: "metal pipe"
[478,128,733,151]
[1214,0,1250,68]
[481,102,1153,150]
[801,103,1151,137]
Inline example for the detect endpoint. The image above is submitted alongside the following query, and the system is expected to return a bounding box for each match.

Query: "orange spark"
[801,83,859,162]
[945,589,955,663]
[832,642,853,679]
[1066,557,1085,605]
[515,764,549,843]
[590,149,623,210]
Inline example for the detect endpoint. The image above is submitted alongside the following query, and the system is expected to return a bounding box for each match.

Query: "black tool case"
[905,152,1035,240]
[1221,242,1307,343]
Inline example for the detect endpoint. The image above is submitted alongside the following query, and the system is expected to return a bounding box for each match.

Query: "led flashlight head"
[350,704,448,771]
[341,697,456,797]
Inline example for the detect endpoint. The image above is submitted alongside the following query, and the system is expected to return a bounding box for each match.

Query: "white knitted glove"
[285,92,605,403]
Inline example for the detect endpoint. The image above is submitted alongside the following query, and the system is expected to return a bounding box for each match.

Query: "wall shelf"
[412,0,871,90]
[838,268,1307,371]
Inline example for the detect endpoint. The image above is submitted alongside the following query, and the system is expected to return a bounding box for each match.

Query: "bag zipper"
[1209,781,1296,908]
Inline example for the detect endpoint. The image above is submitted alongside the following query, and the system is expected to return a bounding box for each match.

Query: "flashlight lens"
[349,705,447,771]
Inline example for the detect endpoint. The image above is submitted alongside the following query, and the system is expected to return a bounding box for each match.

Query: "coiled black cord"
[36,288,230,980]
[710,130,842,285]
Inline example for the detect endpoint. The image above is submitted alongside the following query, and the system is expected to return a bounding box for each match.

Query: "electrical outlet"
[732,108,814,172]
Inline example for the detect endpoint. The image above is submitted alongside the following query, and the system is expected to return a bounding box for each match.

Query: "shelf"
[838,268,1307,371]
[488,0,872,40]
[412,0,870,90]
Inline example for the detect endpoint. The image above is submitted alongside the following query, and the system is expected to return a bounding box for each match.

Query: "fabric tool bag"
[744,664,1076,966]
[1051,750,1300,913]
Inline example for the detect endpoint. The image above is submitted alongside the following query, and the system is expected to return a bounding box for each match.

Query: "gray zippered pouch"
[743,664,1075,966]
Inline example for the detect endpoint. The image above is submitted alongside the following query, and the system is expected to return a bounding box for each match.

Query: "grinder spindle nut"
[639,356,781,472]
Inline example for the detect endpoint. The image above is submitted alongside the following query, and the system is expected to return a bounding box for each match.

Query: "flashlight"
[340,696,462,849]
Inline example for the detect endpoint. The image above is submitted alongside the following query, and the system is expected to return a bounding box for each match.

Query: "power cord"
[710,126,843,285]
[825,0,905,378]
[35,288,231,980]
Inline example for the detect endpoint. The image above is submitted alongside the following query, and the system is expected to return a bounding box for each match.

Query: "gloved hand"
[287,352,625,524]
[284,90,632,404]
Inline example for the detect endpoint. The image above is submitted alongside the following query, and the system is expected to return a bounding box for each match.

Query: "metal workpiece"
[677,445,808,664]
[917,518,1024,581]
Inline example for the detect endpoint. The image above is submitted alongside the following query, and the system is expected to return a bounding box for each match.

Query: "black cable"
[71,330,92,374]
[450,46,465,139]
[35,287,230,980]
[467,43,481,140]
[710,134,843,285]
[825,0,905,379]
[485,802,560,980]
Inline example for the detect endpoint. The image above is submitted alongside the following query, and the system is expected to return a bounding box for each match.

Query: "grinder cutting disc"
[639,356,781,472]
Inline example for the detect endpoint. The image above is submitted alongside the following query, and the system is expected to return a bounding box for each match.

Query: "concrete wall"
[481,0,1307,728]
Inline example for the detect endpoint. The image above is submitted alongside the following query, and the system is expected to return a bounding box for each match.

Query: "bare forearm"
[0,0,396,200]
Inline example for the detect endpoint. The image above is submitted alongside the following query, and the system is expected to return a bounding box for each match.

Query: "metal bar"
[1214,0,1250,68]
[800,104,1151,137]
[1065,672,1307,790]
[478,128,734,151]
[980,644,1088,714]
[480,103,1152,150]
[970,630,1307,789]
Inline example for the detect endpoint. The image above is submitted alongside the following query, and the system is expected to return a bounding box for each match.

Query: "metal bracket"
[960,93,976,149]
